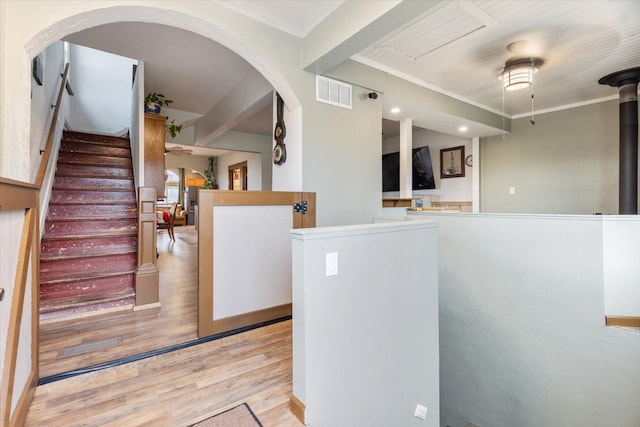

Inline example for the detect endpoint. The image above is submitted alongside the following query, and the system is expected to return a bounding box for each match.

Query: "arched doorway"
[23,3,303,378]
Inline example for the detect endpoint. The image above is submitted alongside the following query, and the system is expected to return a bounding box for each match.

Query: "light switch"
[326,252,338,276]
[509,186,516,195]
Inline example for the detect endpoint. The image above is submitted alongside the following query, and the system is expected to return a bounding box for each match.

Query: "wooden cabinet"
[144,113,166,199]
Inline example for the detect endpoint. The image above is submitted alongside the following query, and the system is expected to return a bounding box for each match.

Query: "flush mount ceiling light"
[499,57,544,91]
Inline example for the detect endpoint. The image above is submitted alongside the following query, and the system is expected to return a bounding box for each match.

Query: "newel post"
[135,186,160,308]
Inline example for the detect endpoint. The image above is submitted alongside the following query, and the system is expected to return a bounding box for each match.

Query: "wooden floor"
[30,225,302,426]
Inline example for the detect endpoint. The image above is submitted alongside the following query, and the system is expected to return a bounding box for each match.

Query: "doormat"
[190,403,262,427]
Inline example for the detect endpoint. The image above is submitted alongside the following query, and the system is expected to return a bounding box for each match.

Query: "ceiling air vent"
[316,75,352,109]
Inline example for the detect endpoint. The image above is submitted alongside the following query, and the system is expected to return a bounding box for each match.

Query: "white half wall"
[408,211,640,427]
[292,221,440,427]
[603,216,640,316]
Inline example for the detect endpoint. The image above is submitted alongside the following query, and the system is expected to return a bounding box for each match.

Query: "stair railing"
[37,63,70,236]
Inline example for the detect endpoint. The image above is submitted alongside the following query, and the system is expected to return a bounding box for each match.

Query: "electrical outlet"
[414,404,427,419]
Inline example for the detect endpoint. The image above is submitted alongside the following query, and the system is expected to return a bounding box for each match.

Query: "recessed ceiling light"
[459,126,468,132]
[390,107,400,114]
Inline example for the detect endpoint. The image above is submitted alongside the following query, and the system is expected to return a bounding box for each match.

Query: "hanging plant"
[166,119,182,138]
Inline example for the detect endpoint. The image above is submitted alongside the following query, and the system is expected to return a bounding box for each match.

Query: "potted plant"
[145,92,173,114]
[203,157,218,189]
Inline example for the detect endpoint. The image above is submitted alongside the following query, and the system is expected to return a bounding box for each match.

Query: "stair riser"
[55,163,133,179]
[49,190,136,204]
[40,296,135,318]
[57,153,132,168]
[53,177,135,192]
[40,274,135,301]
[41,235,137,259]
[63,131,130,148]
[47,204,137,220]
[43,219,137,237]
[61,140,131,158]
[40,255,137,283]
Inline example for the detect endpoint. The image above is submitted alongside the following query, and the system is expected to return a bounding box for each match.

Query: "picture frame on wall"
[440,145,465,178]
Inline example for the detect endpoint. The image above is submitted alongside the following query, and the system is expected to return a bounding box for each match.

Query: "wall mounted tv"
[382,146,436,192]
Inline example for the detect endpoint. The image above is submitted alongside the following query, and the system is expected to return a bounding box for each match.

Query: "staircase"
[40,130,138,321]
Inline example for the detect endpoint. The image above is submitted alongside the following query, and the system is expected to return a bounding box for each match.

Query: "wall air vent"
[316,75,352,109]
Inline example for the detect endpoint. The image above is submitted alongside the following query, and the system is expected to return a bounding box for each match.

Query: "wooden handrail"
[0,178,39,426]
[36,62,70,187]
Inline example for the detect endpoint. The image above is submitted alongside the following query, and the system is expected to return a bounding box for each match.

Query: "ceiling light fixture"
[390,107,400,114]
[458,126,468,132]
[499,57,544,91]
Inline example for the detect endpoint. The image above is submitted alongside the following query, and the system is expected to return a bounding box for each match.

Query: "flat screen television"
[382,146,435,191]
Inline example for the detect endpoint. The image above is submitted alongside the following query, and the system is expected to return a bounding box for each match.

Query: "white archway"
[25,5,301,110]
[5,3,303,187]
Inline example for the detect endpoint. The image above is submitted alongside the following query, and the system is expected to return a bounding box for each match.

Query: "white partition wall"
[212,205,292,319]
[291,221,440,427]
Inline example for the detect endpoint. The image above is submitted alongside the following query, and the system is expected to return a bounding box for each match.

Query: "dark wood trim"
[289,394,305,424]
[228,161,248,191]
[605,316,640,327]
[203,304,292,337]
[198,191,315,338]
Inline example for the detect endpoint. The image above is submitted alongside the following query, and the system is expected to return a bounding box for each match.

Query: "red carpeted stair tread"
[41,235,137,260]
[40,130,138,319]
[49,190,136,204]
[60,140,131,158]
[43,218,137,238]
[46,203,137,219]
[55,163,133,179]
[40,273,135,300]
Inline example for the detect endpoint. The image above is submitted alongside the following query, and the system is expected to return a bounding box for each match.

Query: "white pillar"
[399,118,412,198]
[472,136,480,213]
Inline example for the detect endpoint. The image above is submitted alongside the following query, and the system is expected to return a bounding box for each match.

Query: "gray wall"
[480,101,619,214]
[302,75,383,226]
[410,212,640,427]
[292,221,440,427]
[69,45,136,135]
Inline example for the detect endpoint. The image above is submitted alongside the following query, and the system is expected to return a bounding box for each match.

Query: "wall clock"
[273,93,287,165]
[465,155,473,167]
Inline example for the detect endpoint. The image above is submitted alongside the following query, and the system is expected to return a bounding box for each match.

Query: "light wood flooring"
[30,225,302,426]
[39,226,199,378]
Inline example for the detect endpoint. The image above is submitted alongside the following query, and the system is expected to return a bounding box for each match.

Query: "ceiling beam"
[303,0,441,74]
[194,70,273,146]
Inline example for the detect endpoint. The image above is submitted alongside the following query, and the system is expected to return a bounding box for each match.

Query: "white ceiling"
[64,0,640,150]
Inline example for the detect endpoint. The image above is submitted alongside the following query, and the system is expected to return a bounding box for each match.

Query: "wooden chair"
[157,203,177,241]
